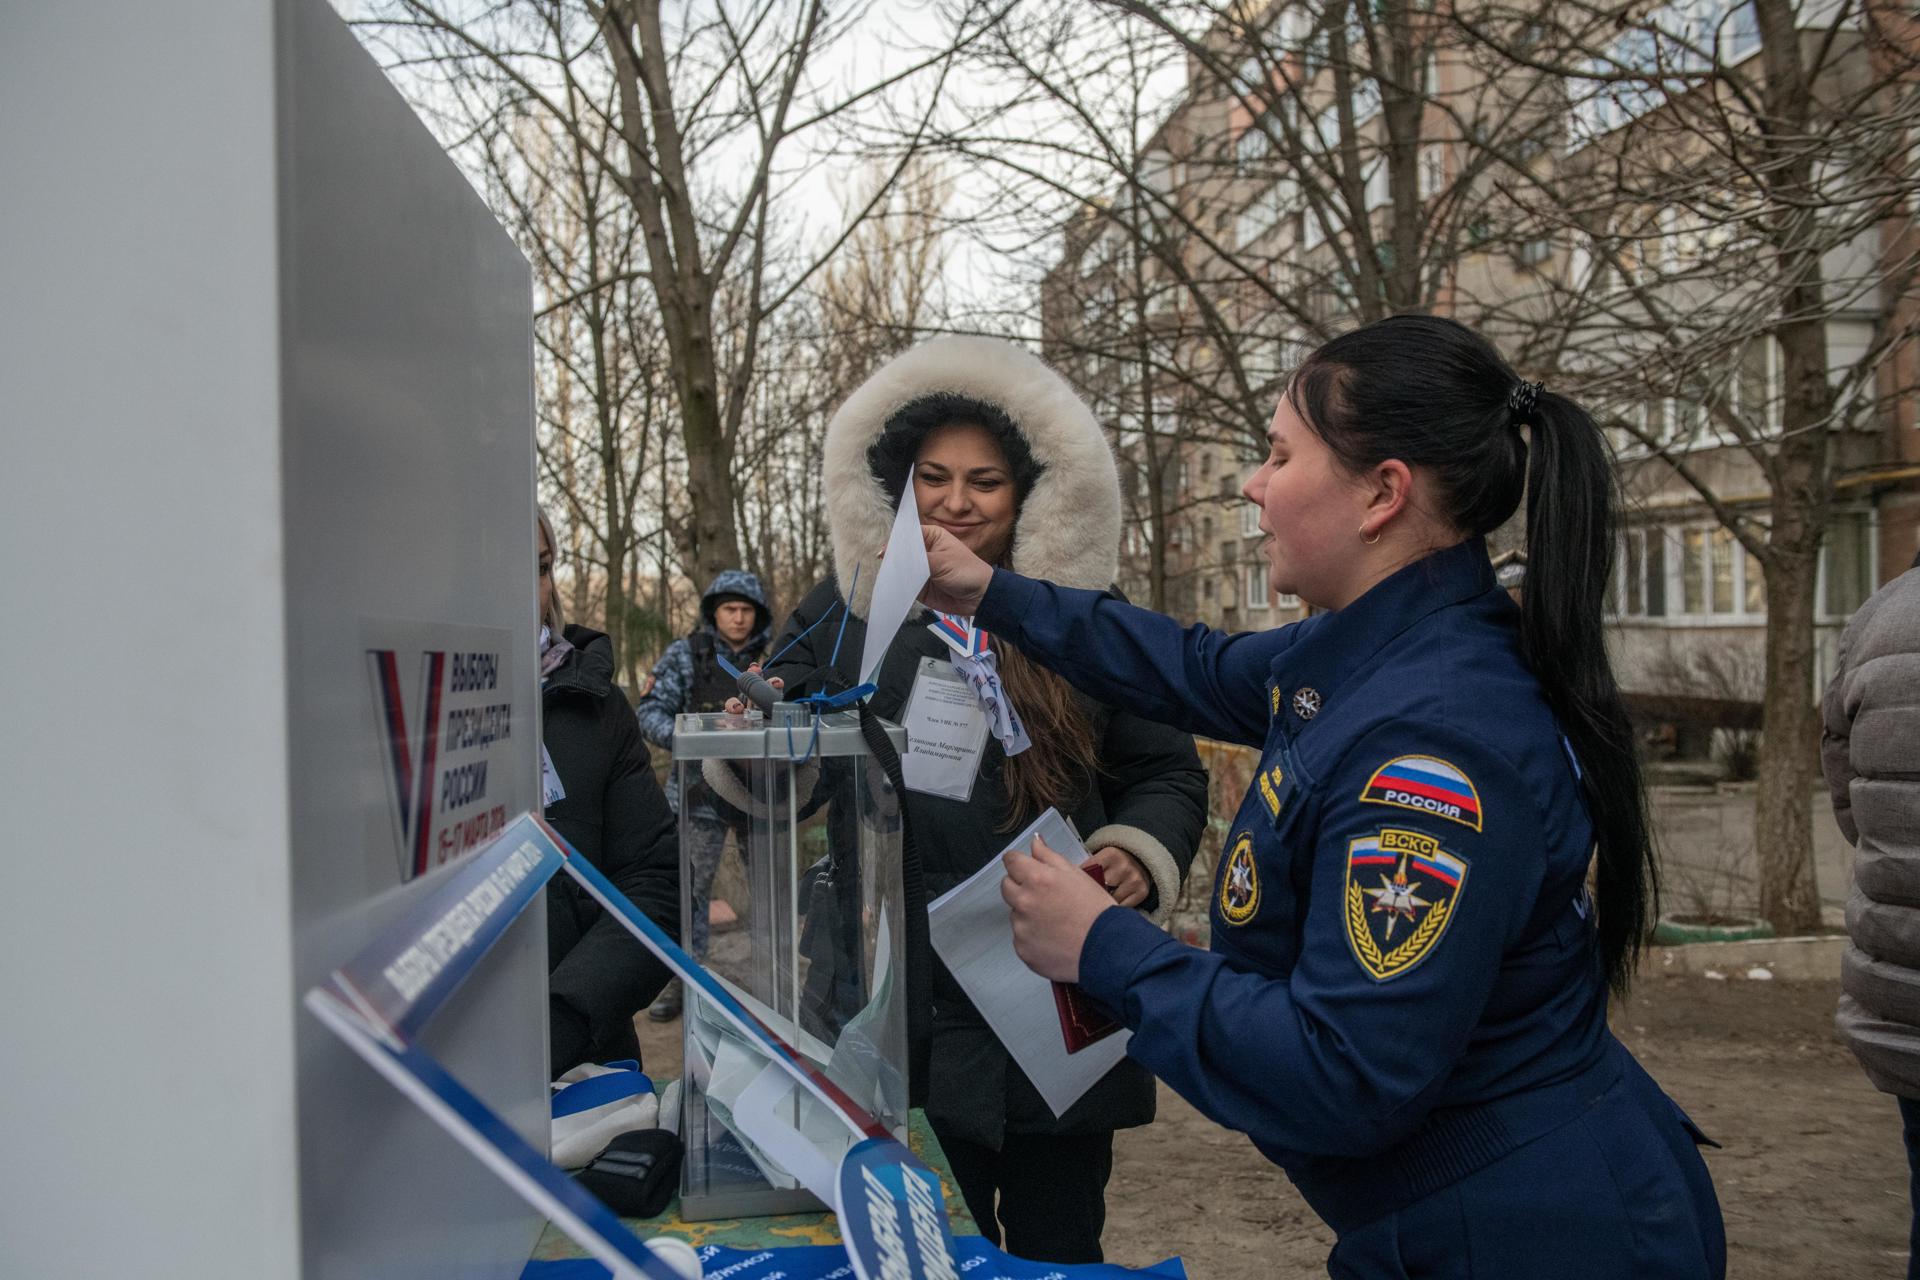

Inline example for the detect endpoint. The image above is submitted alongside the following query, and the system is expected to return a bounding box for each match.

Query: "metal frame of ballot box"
[672,705,912,1221]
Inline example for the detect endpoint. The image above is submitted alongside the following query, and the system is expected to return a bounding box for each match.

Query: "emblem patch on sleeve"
[1344,828,1468,981]
[1360,755,1484,831]
[1218,832,1261,926]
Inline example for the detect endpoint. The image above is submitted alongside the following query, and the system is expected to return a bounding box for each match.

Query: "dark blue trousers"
[1899,1095,1920,1280]
[1326,1057,1725,1279]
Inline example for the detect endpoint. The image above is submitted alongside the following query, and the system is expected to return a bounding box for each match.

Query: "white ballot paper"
[928,808,1134,1117]
[686,971,851,1199]
[682,911,906,1202]
[859,469,930,687]
[901,656,991,801]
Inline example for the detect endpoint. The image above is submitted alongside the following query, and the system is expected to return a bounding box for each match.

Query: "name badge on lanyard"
[900,656,992,803]
[541,744,566,809]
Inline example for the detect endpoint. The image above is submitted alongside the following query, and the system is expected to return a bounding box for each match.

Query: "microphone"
[715,654,779,713]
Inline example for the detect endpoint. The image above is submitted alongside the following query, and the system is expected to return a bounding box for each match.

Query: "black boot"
[647,978,683,1023]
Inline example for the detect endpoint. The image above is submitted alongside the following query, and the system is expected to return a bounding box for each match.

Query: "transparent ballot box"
[672,704,910,1220]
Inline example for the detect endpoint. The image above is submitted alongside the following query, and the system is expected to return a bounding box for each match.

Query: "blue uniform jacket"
[976,538,1615,1213]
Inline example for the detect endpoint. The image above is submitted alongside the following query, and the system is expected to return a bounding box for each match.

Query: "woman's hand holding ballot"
[1000,834,1120,984]
[918,525,993,615]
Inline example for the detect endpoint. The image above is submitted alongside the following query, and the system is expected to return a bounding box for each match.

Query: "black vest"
[686,631,765,713]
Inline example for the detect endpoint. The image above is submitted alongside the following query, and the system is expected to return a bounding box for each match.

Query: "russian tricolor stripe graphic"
[1360,755,1484,831]
[1348,835,1397,869]
[1410,851,1466,887]
[370,649,448,880]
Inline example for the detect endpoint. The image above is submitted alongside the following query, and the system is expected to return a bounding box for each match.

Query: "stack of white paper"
[927,809,1133,1117]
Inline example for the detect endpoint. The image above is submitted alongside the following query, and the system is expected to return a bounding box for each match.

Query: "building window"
[1710,527,1735,614]
[1247,563,1270,609]
[1822,510,1875,619]
[1364,159,1390,213]
[1733,337,1778,433]
[1237,175,1299,249]
[1623,528,1646,615]
[1680,528,1707,614]
[1722,1,1761,62]
[1354,76,1382,127]
[1304,206,1329,251]
[1621,510,1875,624]
[1618,526,1669,618]
[1235,123,1271,172]
[1662,395,1702,443]
[1418,144,1446,201]
[1241,500,1263,537]
[1621,521,1771,621]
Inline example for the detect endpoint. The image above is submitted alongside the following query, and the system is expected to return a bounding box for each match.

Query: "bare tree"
[947,0,1564,609]
[1457,0,1920,932]
[352,0,995,594]
[961,0,1916,933]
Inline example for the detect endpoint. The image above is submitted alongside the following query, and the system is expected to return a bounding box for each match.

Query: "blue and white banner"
[835,1138,958,1280]
[323,825,561,1045]
[523,1238,1188,1280]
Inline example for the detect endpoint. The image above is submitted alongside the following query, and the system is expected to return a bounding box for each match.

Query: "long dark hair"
[1290,314,1655,994]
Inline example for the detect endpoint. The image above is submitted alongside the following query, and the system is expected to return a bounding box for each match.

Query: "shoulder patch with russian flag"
[1360,755,1483,831]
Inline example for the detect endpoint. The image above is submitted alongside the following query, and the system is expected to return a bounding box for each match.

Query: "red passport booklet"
[1052,862,1122,1054]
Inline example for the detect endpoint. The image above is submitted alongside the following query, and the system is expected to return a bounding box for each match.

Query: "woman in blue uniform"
[915,315,1726,1279]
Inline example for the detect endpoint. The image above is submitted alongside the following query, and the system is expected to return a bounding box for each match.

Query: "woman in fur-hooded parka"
[764,336,1208,1264]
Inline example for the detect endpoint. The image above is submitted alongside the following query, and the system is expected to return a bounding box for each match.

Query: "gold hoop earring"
[1360,527,1381,546]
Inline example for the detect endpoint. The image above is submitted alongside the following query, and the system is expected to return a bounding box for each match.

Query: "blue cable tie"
[763,603,838,671]
[783,714,823,764]
[826,562,861,674]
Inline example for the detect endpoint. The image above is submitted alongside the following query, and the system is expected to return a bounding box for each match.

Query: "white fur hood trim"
[824,336,1121,617]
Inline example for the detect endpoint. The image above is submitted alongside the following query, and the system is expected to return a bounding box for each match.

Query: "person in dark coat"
[1826,545,1920,1278]
[754,337,1209,1265]
[538,509,679,1074]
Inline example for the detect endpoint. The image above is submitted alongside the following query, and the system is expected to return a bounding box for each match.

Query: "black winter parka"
[767,580,1209,1148]
[543,625,679,1072]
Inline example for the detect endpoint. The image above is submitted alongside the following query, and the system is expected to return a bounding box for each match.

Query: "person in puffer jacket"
[634,569,773,1020]
[1826,545,1920,1279]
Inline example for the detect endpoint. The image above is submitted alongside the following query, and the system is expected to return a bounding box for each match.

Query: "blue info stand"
[304,814,1186,1280]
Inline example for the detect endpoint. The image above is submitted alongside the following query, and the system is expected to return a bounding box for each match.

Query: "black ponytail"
[1520,391,1656,994]
[1291,314,1656,994]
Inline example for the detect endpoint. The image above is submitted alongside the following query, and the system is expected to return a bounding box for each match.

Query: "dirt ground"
[1093,973,1910,1279]
[644,774,1894,1277]
[639,971,1908,1277]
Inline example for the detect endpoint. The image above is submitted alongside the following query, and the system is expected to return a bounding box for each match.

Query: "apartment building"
[1040,0,1917,706]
